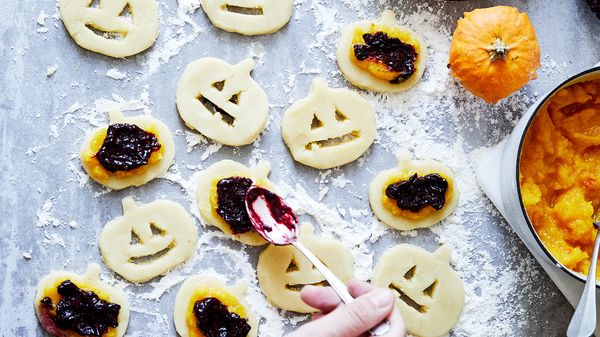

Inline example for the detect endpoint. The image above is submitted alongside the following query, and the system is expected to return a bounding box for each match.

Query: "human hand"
[285,279,407,337]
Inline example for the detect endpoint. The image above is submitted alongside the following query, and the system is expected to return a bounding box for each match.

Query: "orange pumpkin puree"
[520,79,600,276]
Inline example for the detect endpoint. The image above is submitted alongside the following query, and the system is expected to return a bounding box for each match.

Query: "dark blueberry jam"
[353,31,418,82]
[96,123,161,172]
[216,177,254,234]
[193,297,251,337]
[385,173,449,213]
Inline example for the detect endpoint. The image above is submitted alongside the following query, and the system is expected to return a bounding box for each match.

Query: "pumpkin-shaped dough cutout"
[80,109,175,190]
[257,223,355,313]
[369,151,459,230]
[201,0,292,36]
[281,78,376,169]
[196,159,275,246]
[59,0,159,58]
[99,197,198,283]
[35,263,130,337]
[372,244,465,337]
[174,274,258,337]
[176,58,269,146]
[336,10,428,92]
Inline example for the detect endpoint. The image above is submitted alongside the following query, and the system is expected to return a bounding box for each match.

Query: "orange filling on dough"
[185,287,247,337]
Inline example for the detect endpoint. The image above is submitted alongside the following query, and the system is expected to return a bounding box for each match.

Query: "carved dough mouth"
[285,280,329,291]
[223,4,264,15]
[129,240,175,264]
[198,96,236,126]
[85,24,127,40]
[304,131,361,150]
[390,283,427,313]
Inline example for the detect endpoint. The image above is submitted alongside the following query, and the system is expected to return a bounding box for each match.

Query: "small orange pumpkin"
[448,6,541,104]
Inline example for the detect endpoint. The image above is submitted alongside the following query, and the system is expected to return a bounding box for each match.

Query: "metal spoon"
[244,186,391,336]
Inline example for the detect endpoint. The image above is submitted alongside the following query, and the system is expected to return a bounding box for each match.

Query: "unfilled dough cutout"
[369,151,459,230]
[59,0,159,58]
[99,197,198,283]
[372,244,465,337]
[336,10,428,92]
[174,274,257,337]
[281,78,376,169]
[201,0,292,36]
[80,109,175,190]
[257,223,355,313]
[34,263,130,337]
[177,58,269,146]
[196,159,274,245]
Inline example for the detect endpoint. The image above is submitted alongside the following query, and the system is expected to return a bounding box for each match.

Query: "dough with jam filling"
[201,0,292,36]
[369,151,459,230]
[257,223,355,313]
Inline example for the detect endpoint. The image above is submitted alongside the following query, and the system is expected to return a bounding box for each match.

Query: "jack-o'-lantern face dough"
[369,151,459,230]
[99,197,198,283]
[174,274,257,337]
[372,244,465,337]
[336,10,428,92]
[34,263,130,337]
[59,0,159,58]
[176,58,269,146]
[281,78,376,169]
[201,0,292,36]
[257,223,355,313]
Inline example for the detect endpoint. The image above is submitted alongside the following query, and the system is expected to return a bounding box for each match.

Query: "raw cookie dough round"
[336,10,428,92]
[196,159,274,246]
[201,0,292,36]
[369,151,459,230]
[99,197,198,283]
[80,109,175,190]
[257,222,355,313]
[281,78,376,169]
[59,0,159,58]
[176,58,269,146]
[34,263,130,337]
[174,274,258,337]
[372,244,465,337]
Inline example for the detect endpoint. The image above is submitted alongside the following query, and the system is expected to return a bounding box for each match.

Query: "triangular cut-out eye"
[335,110,348,122]
[130,231,141,244]
[311,115,323,129]
[150,223,166,236]
[118,3,133,21]
[404,266,416,280]
[423,280,437,297]
[389,283,426,313]
[224,4,264,15]
[229,93,241,105]
[212,80,226,91]
[88,0,101,8]
[286,259,299,272]
[198,96,236,126]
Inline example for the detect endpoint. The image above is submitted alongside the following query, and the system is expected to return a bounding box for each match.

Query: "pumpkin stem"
[488,38,510,62]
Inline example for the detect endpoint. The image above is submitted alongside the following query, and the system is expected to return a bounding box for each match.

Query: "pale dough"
[176,58,269,146]
[80,109,175,190]
[336,10,428,92]
[99,197,198,283]
[196,159,274,246]
[369,151,459,230]
[257,223,355,313]
[34,263,130,337]
[201,0,292,36]
[281,78,376,169]
[372,244,465,337]
[174,274,257,337]
[59,0,159,58]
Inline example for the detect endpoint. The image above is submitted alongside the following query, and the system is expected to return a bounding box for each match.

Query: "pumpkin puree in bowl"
[520,79,600,276]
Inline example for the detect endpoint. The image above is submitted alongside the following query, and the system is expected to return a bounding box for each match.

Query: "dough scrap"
[281,78,376,169]
[201,0,292,36]
[34,263,130,337]
[372,244,465,337]
[99,197,198,283]
[176,58,269,146]
[59,0,159,58]
[174,274,258,337]
[336,10,428,92]
[369,151,459,230]
[257,223,355,313]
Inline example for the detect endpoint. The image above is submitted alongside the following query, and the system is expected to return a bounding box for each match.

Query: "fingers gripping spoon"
[245,186,391,336]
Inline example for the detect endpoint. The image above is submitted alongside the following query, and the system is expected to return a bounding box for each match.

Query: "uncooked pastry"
[174,274,257,337]
[59,0,159,58]
[372,244,465,337]
[369,151,459,230]
[336,10,428,92]
[201,0,292,36]
[281,78,376,169]
[257,222,355,313]
[196,159,274,245]
[34,263,130,337]
[99,197,198,283]
[176,58,269,146]
[80,109,175,190]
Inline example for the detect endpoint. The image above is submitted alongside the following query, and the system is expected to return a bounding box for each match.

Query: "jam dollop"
[193,297,251,337]
[96,123,161,172]
[385,173,448,212]
[216,177,254,234]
